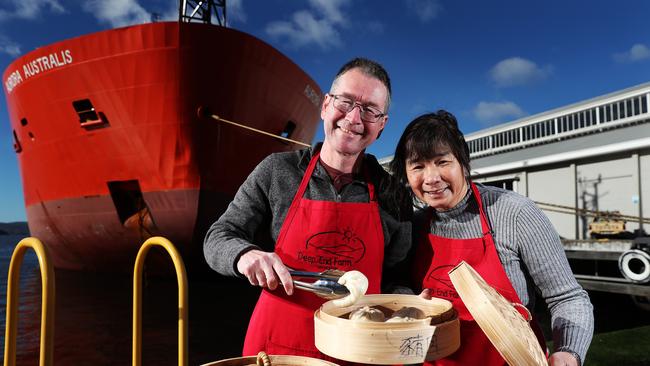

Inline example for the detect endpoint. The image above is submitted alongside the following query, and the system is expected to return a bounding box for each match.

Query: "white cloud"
[265,1,349,50]
[266,10,341,50]
[0,0,64,21]
[406,0,442,23]
[226,0,247,25]
[83,0,151,28]
[614,44,650,63]
[0,34,21,57]
[308,0,346,24]
[489,57,552,87]
[473,101,526,126]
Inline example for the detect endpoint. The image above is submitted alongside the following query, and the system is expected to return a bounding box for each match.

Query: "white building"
[382,82,650,241]
[467,82,650,240]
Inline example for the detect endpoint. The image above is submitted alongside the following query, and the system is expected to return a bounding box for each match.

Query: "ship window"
[20,118,28,126]
[643,97,648,114]
[633,97,640,115]
[107,180,148,224]
[73,99,99,122]
[281,121,296,139]
[13,130,22,153]
[73,99,110,128]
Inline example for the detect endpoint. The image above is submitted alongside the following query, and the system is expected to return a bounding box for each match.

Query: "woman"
[388,111,593,366]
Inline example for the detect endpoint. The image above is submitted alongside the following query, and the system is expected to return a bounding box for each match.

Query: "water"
[0,235,261,365]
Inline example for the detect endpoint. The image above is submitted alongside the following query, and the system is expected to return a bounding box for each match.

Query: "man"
[204,57,411,358]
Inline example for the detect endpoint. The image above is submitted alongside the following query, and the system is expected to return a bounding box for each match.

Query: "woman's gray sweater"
[415,183,593,363]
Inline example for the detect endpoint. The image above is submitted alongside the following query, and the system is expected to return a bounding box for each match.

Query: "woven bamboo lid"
[448,261,548,366]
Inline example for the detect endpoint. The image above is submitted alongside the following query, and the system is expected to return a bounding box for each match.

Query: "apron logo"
[299,228,366,268]
[426,264,460,299]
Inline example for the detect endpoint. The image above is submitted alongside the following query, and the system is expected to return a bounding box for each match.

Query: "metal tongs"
[289,269,350,299]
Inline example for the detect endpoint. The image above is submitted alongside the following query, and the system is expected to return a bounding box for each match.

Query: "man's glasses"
[329,94,386,123]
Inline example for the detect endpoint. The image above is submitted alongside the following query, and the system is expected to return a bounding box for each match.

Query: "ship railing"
[132,236,188,366]
[3,237,55,366]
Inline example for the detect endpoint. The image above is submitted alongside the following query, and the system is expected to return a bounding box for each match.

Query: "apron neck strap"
[469,181,494,237]
[294,151,376,201]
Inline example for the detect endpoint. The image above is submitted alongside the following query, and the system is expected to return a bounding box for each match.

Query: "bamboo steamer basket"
[448,261,548,366]
[314,294,460,364]
[201,351,339,366]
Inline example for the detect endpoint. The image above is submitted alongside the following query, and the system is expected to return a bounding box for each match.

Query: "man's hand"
[237,250,293,295]
[548,351,579,366]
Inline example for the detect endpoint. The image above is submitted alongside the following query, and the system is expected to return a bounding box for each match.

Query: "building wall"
[526,165,576,239]
[475,149,650,240]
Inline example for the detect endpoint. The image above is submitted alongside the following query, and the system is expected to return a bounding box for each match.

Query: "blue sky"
[1,0,650,222]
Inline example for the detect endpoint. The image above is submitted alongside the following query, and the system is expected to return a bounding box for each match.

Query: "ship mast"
[179,0,226,26]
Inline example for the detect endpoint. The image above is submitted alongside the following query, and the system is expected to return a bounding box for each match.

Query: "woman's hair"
[387,110,470,204]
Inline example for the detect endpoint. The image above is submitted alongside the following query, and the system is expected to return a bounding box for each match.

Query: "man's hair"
[330,57,391,111]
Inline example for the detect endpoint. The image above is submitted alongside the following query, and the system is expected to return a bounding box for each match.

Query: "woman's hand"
[419,288,432,299]
[548,351,579,366]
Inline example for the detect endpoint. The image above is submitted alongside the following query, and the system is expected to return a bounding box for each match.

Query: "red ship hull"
[3,22,322,271]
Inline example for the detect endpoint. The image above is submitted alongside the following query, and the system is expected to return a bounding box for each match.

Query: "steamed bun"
[332,270,368,307]
[385,306,426,323]
[349,306,385,322]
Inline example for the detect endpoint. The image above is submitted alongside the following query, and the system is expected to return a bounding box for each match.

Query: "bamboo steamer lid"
[314,294,460,364]
[201,351,339,366]
[448,261,548,366]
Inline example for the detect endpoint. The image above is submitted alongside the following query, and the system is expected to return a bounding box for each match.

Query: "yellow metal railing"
[3,237,55,366]
[132,236,188,366]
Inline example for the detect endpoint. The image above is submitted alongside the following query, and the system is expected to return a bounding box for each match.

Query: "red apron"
[242,151,385,358]
[414,182,546,366]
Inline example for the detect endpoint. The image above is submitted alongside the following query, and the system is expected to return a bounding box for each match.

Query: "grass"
[583,325,650,365]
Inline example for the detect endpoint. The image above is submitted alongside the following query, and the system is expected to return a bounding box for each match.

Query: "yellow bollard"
[3,237,55,366]
[132,236,188,366]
